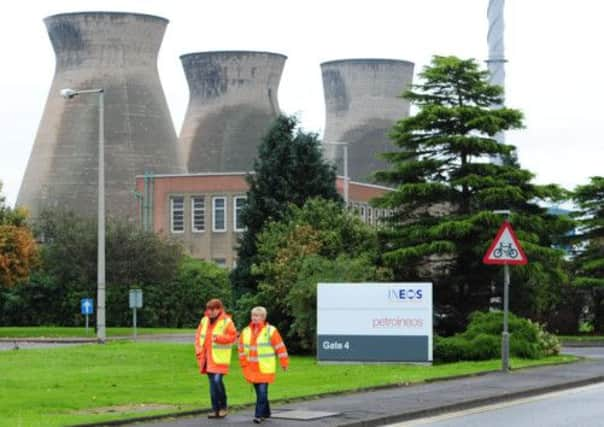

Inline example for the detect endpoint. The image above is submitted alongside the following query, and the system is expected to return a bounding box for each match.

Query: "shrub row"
[434,311,560,362]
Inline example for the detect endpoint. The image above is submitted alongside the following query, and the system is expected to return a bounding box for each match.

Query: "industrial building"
[321,59,414,182]
[17,12,184,219]
[179,51,286,173]
[16,11,414,266]
[135,173,391,267]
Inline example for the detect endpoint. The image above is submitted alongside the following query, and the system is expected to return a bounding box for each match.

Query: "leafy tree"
[232,115,341,295]
[18,209,184,326]
[237,198,390,352]
[0,181,38,288]
[571,176,604,331]
[373,56,572,333]
[164,257,232,328]
[286,254,386,352]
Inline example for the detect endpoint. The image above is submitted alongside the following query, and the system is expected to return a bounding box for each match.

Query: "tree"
[0,181,38,288]
[374,56,572,333]
[571,176,604,331]
[164,257,232,327]
[232,115,341,295]
[18,209,185,326]
[238,198,390,352]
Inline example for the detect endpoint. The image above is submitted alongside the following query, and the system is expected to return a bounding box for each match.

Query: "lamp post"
[322,141,349,205]
[61,87,106,344]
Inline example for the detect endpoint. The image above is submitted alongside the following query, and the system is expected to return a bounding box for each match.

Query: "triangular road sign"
[483,221,528,265]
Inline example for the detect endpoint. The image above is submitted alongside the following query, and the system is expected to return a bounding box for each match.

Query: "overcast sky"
[1,0,602,207]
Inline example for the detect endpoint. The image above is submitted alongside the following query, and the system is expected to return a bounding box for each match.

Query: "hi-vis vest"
[241,325,276,374]
[199,316,233,365]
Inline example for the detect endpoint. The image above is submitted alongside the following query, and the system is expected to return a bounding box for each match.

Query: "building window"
[212,196,227,232]
[233,196,247,232]
[359,205,366,222]
[170,196,184,233]
[213,258,227,268]
[191,196,205,232]
[367,207,373,225]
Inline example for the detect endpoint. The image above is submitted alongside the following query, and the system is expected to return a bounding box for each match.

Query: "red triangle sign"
[483,221,528,265]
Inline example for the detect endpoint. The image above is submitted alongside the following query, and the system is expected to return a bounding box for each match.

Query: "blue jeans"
[207,373,227,413]
[254,383,270,418]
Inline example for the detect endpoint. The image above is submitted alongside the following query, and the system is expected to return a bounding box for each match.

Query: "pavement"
[115,347,604,427]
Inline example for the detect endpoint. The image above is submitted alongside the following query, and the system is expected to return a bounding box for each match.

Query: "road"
[0,333,194,351]
[388,382,604,427]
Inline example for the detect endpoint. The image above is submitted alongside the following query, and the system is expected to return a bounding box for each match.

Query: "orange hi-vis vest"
[195,312,236,374]
[239,322,288,384]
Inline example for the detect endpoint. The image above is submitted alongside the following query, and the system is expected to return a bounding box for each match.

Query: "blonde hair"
[251,306,267,319]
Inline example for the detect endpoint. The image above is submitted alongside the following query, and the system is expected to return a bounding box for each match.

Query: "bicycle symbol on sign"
[493,242,518,259]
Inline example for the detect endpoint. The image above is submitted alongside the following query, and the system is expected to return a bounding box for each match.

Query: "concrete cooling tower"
[17,12,184,219]
[179,51,286,172]
[321,59,414,182]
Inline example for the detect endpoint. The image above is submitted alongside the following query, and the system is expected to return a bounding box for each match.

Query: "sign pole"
[129,289,143,341]
[133,307,137,341]
[85,314,89,335]
[502,263,510,372]
[483,211,528,373]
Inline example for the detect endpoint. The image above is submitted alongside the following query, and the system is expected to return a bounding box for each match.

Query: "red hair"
[206,298,224,310]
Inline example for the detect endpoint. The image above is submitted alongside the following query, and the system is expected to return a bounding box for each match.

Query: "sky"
[0,0,602,207]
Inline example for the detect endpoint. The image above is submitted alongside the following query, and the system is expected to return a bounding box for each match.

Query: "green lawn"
[0,327,194,338]
[0,342,577,427]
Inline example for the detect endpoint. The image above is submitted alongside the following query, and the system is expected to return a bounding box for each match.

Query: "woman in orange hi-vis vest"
[194,298,237,419]
[238,306,289,424]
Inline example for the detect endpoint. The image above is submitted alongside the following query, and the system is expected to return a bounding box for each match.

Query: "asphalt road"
[0,333,194,351]
[388,382,604,427]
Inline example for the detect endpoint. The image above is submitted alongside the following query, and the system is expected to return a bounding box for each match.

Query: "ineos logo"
[388,288,423,301]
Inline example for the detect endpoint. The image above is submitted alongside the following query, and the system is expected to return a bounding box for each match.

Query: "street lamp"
[61,87,106,344]
[322,141,349,205]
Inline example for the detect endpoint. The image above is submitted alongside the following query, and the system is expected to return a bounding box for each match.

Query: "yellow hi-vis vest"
[199,316,233,365]
[241,325,276,374]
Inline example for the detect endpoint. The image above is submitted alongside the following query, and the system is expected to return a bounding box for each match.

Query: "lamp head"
[60,88,77,99]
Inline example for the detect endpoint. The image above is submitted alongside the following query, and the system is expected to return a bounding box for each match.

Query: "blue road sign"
[81,298,94,315]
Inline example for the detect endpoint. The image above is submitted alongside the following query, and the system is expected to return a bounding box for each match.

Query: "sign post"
[129,289,143,340]
[483,216,528,372]
[81,298,94,335]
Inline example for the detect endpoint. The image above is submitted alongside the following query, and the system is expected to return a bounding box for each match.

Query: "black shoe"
[253,418,262,424]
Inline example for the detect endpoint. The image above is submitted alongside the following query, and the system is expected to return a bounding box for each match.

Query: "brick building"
[135,173,390,268]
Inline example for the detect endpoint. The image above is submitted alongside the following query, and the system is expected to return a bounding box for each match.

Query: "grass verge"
[0,327,194,338]
[0,342,577,427]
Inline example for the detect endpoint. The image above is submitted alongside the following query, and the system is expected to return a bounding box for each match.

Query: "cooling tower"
[179,51,286,172]
[321,59,414,182]
[17,12,184,219]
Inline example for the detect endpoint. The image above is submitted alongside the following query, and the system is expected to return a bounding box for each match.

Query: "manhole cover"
[272,410,339,420]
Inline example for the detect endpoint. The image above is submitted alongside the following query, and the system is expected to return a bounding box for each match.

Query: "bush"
[434,311,560,362]
[236,198,388,353]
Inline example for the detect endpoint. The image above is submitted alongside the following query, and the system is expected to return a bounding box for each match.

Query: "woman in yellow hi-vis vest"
[238,306,289,424]
[194,298,237,419]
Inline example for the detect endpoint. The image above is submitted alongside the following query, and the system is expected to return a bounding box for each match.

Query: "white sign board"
[129,289,143,309]
[317,283,433,362]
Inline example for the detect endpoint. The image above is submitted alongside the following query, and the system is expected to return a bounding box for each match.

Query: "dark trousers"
[207,373,227,412]
[254,383,270,418]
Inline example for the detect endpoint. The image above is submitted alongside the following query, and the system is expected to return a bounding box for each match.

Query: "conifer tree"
[572,176,604,331]
[232,115,341,295]
[374,56,572,332]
